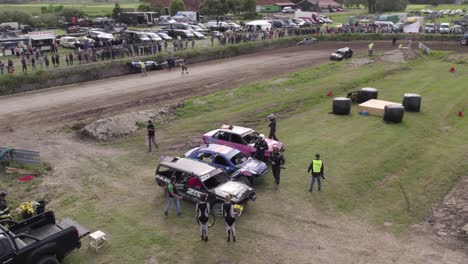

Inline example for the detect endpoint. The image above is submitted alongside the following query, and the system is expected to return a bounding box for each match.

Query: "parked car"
[452,25,463,34]
[157,32,173,41]
[461,34,468,45]
[155,157,256,216]
[60,36,79,48]
[424,23,436,33]
[189,29,206,39]
[439,23,451,34]
[146,32,163,42]
[282,7,295,13]
[202,125,284,159]
[330,47,353,61]
[184,144,268,186]
[0,211,88,264]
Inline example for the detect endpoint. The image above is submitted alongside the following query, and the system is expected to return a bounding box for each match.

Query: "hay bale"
[358,87,379,103]
[383,105,405,123]
[402,93,421,112]
[333,97,351,115]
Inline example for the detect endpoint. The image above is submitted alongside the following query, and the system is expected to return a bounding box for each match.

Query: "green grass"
[407,4,468,11]
[0,3,140,17]
[45,52,468,263]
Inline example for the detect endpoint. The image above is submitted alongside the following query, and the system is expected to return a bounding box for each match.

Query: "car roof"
[200,144,239,157]
[160,157,216,176]
[337,47,350,52]
[218,125,254,136]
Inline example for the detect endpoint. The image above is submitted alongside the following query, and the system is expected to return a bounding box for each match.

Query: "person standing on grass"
[191,39,195,49]
[7,59,14,74]
[392,36,397,47]
[147,120,158,152]
[308,154,324,192]
[65,55,70,66]
[0,60,4,75]
[21,57,27,73]
[267,113,278,140]
[69,53,74,65]
[51,54,56,67]
[55,53,60,67]
[253,134,268,162]
[223,195,237,242]
[270,147,285,190]
[164,176,183,217]
[31,57,36,71]
[196,194,210,242]
[44,55,50,69]
[139,61,147,77]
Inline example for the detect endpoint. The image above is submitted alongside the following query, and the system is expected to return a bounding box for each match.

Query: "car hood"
[213,181,253,202]
[331,52,343,58]
[239,157,267,175]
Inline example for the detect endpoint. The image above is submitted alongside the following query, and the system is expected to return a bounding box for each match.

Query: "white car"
[424,23,436,33]
[157,32,173,41]
[146,32,163,42]
[439,23,450,34]
[282,7,295,13]
[189,29,206,39]
[60,36,79,48]
[226,22,241,30]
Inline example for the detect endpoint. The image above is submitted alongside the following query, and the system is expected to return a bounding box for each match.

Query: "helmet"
[268,114,276,120]
[259,134,265,139]
[0,192,6,197]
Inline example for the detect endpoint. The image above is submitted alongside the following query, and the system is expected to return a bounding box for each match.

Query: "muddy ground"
[0,41,467,263]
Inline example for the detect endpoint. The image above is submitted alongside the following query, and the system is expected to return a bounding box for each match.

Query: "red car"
[202,125,284,158]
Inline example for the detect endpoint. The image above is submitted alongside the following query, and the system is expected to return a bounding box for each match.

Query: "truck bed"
[18,224,63,246]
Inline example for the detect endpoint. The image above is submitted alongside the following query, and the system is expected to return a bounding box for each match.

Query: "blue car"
[184,144,268,186]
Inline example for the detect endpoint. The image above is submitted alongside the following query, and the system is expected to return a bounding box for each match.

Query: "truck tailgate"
[59,218,90,239]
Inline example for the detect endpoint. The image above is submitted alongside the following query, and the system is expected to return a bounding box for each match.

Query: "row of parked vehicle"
[420,8,466,17]
[423,22,464,34]
[154,124,284,217]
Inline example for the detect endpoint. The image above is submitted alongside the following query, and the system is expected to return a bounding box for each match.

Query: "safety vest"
[312,159,322,173]
[369,43,374,50]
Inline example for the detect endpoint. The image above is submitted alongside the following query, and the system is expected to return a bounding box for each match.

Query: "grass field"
[29,51,466,263]
[0,3,140,17]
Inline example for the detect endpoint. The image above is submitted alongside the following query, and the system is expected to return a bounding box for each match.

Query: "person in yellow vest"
[368,42,374,57]
[139,61,147,77]
[307,154,324,192]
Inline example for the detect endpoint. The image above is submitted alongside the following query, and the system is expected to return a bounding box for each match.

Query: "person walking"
[253,134,268,162]
[164,176,183,217]
[0,192,11,220]
[21,57,27,73]
[147,120,158,152]
[267,114,278,140]
[307,154,324,192]
[180,60,188,74]
[368,41,374,57]
[196,194,210,242]
[223,195,237,242]
[270,147,285,190]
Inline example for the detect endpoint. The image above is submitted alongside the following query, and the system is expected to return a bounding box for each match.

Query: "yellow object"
[233,204,244,213]
[312,160,322,173]
[17,201,35,215]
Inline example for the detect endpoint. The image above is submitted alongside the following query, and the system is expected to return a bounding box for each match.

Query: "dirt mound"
[81,105,179,141]
[444,54,468,64]
[426,176,468,240]
[348,58,375,68]
[380,49,419,63]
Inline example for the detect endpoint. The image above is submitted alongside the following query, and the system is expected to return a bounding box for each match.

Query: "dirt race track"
[1,40,468,264]
[0,40,466,131]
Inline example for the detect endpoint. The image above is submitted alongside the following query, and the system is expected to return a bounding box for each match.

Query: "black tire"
[211,203,223,217]
[383,105,405,123]
[332,97,351,115]
[37,255,60,264]
[238,176,252,187]
[196,213,216,228]
[402,93,421,112]
[461,39,467,45]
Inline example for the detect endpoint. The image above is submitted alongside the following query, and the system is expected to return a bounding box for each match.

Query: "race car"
[202,125,284,159]
[296,37,317,46]
[330,47,353,61]
[155,157,256,216]
[184,144,268,186]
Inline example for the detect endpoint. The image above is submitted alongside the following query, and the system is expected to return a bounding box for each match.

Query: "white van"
[439,23,450,34]
[374,21,398,32]
[60,36,79,48]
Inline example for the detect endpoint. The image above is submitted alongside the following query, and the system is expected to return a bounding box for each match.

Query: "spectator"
[21,56,27,73]
[55,54,60,67]
[69,53,74,65]
[0,60,4,75]
[31,57,36,71]
[44,55,50,69]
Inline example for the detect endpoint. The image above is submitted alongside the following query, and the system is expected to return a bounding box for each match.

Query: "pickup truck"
[0,211,88,264]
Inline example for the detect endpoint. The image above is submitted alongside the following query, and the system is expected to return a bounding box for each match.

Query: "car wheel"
[37,255,60,264]
[212,203,223,217]
[461,39,467,45]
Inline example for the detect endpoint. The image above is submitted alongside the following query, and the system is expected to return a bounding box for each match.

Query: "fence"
[0,147,41,165]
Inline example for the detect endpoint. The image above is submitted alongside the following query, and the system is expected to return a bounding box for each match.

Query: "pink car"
[202,125,284,158]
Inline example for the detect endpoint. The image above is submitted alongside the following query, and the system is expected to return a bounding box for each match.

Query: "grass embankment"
[0,3,140,17]
[53,52,468,263]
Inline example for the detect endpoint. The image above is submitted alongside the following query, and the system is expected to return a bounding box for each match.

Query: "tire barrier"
[357,87,379,103]
[402,93,421,112]
[383,105,405,123]
[333,97,351,115]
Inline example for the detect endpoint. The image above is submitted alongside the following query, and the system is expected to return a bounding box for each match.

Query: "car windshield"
[426,25,434,28]
[202,172,230,189]
[242,131,259,144]
[441,25,449,28]
[230,152,249,165]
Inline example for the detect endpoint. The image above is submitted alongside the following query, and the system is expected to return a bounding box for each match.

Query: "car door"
[212,154,235,174]
[230,133,253,155]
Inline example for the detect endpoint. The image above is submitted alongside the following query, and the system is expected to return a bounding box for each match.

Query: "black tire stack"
[333,97,351,115]
[402,93,421,112]
[357,87,379,103]
[383,105,405,123]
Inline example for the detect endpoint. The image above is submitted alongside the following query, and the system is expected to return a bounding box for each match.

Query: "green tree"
[200,0,224,15]
[240,0,256,13]
[137,4,152,11]
[227,0,241,13]
[59,8,86,21]
[112,3,121,19]
[169,0,185,15]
